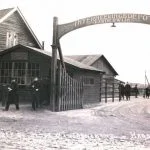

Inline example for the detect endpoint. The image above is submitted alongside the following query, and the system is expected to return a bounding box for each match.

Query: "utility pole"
[145,71,150,87]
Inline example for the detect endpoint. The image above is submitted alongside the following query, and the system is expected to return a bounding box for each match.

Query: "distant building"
[66,55,119,100]
[66,55,118,78]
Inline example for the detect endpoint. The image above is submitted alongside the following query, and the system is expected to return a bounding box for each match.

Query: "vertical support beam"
[50,17,58,111]
[105,80,107,103]
[58,41,65,69]
[11,62,14,79]
[112,80,114,102]
[81,77,84,108]
[119,82,121,101]
[57,61,62,112]
[99,73,102,102]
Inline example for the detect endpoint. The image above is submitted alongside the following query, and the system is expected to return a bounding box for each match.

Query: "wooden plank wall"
[0,11,40,51]
[56,66,83,111]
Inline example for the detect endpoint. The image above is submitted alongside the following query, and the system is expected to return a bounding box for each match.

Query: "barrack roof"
[0,44,104,73]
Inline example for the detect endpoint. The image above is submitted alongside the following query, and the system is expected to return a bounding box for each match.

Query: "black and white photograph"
[0,0,150,149]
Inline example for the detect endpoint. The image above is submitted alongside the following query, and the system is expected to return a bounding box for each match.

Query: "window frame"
[0,61,40,85]
[6,32,18,48]
[83,76,95,86]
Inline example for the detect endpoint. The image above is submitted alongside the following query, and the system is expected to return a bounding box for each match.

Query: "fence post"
[112,81,114,102]
[105,80,107,103]
[56,62,62,111]
[81,78,84,108]
[118,83,121,102]
[99,74,102,102]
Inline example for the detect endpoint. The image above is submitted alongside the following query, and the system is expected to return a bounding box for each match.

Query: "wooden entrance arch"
[50,13,150,111]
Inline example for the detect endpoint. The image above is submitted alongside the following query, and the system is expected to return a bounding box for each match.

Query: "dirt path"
[0,97,150,149]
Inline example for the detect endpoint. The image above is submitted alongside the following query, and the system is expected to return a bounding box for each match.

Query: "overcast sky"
[1,0,150,84]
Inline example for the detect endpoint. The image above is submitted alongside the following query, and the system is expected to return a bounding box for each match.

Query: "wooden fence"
[56,66,83,111]
[100,78,120,103]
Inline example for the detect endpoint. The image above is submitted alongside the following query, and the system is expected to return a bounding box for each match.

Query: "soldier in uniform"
[145,86,150,98]
[31,77,41,110]
[118,82,125,101]
[125,82,131,100]
[134,84,139,98]
[3,79,19,111]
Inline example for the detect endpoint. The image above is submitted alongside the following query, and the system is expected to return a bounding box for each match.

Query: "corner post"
[51,17,58,111]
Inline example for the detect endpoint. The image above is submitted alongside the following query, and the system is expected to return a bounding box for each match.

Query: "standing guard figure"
[134,84,139,98]
[145,86,150,98]
[118,82,125,101]
[31,77,41,110]
[125,82,131,100]
[3,79,19,111]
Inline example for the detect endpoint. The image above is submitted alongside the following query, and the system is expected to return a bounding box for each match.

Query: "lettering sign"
[58,13,150,39]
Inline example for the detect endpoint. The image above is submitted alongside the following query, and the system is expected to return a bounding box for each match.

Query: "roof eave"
[16,7,42,49]
[0,45,103,73]
[101,55,118,76]
[0,7,42,49]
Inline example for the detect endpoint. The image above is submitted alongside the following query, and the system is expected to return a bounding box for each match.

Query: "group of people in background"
[2,77,50,111]
[119,82,133,101]
[119,82,150,101]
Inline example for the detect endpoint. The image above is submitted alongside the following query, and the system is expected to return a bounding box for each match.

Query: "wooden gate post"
[50,17,58,111]
[105,80,107,103]
[99,74,102,102]
[112,81,114,102]
[56,61,62,112]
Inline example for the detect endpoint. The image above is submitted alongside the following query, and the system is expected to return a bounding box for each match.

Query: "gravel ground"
[0,97,150,150]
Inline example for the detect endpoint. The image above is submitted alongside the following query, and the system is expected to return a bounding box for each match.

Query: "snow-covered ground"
[0,97,150,150]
